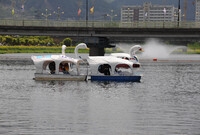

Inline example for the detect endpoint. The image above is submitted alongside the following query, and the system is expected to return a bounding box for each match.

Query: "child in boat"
[59,63,69,74]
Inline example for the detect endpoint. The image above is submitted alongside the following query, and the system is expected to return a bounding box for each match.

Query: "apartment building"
[195,0,200,21]
[121,2,180,22]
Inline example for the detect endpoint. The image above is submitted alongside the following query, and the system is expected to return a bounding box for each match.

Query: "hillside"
[0,0,195,21]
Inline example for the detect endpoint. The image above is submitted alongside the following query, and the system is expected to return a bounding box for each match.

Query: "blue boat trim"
[90,75,141,82]
[36,55,52,59]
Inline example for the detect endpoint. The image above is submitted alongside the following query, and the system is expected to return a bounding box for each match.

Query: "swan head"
[129,45,143,57]
[62,45,67,56]
[76,43,87,49]
[75,43,88,58]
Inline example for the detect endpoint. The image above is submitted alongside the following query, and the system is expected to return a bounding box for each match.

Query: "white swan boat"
[85,45,143,82]
[32,43,142,82]
[87,56,141,82]
[31,43,88,81]
[110,45,143,64]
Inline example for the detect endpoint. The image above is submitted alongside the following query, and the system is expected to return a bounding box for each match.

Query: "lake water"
[0,54,200,135]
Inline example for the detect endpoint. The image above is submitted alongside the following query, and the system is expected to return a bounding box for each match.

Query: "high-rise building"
[121,2,180,22]
[195,0,200,21]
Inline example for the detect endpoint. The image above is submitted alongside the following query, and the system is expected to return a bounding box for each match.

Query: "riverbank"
[0,53,33,65]
[1,53,200,66]
[0,45,200,54]
[0,46,90,54]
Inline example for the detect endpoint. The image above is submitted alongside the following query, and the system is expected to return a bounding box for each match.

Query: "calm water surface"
[0,55,200,135]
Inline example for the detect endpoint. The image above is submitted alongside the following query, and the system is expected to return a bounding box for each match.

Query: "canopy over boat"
[31,43,88,81]
[87,56,141,82]
[31,55,83,74]
[87,56,139,76]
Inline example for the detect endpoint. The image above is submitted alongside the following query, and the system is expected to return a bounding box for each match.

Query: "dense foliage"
[188,42,200,50]
[0,35,75,47]
[0,46,89,54]
[0,35,89,54]
[187,42,200,54]
[62,38,72,46]
[0,35,55,46]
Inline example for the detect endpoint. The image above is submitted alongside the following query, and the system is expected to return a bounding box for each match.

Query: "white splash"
[115,39,187,60]
[142,39,176,59]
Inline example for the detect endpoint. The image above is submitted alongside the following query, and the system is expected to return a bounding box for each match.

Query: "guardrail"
[1,19,200,28]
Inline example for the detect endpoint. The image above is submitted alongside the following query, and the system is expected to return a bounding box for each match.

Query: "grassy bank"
[172,48,200,54]
[0,46,123,54]
[0,45,200,54]
[186,48,200,54]
[187,43,200,54]
[0,46,89,54]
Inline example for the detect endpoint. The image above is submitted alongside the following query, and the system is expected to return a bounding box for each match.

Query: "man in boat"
[98,64,111,76]
[103,64,111,75]
[49,62,55,74]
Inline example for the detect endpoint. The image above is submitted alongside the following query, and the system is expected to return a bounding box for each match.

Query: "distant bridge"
[1,19,200,55]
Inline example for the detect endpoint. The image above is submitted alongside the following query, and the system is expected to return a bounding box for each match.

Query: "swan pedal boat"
[31,54,87,81]
[31,55,87,81]
[31,44,142,82]
[110,45,143,63]
[88,45,143,82]
[87,56,141,82]
[31,43,88,81]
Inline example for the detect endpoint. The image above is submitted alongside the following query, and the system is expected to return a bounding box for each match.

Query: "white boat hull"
[34,73,87,81]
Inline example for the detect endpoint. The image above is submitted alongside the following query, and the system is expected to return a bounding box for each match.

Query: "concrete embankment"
[0,54,33,65]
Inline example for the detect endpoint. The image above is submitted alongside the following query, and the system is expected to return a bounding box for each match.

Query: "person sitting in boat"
[63,63,69,74]
[59,63,64,72]
[122,57,129,60]
[98,64,111,76]
[59,63,69,74]
[49,62,55,74]
[103,64,111,76]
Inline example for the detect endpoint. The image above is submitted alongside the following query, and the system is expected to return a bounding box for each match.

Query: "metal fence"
[0,19,200,28]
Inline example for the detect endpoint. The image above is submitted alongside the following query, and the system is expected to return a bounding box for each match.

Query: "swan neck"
[129,48,136,57]
[62,45,66,56]
[62,48,65,56]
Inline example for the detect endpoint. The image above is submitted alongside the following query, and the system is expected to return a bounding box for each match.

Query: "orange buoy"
[153,58,157,61]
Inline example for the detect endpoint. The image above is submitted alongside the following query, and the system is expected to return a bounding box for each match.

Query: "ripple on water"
[0,61,200,135]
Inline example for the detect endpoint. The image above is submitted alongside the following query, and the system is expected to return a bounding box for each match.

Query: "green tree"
[5,36,13,45]
[62,38,72,46]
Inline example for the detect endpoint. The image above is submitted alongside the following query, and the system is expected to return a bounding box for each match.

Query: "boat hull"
[90,75,141,82]
[34,73,87,81]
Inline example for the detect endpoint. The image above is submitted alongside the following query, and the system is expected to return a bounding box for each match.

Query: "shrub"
[62,38,72,46]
